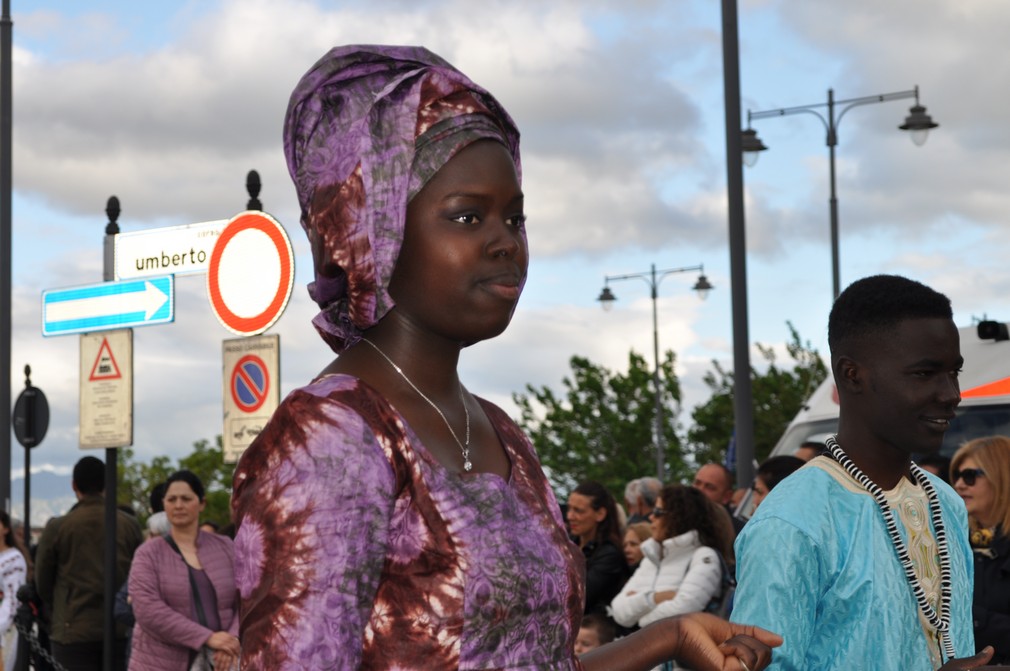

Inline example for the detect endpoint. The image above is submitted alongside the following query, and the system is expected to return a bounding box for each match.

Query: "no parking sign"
[231,355,270,413]
[222,334,279,463]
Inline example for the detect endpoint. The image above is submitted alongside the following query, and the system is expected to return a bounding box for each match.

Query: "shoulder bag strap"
[163,534,210,628]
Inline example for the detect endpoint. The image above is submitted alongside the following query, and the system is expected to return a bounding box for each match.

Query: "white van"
[769,321,1010,461]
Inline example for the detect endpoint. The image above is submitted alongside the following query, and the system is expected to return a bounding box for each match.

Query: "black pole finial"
[23,364,30,387]
[105,195,120,235]
[246,170,262,211]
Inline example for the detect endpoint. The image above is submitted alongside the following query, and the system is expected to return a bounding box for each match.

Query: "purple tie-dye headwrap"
[283,44,522,353]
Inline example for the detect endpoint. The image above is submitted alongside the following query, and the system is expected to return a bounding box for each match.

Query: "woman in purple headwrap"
[231,45,780,671]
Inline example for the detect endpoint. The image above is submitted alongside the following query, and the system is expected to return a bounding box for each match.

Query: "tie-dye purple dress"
[232,373,586,670]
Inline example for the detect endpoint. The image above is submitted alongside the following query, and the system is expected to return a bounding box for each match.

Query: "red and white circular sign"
[207,211,294,336]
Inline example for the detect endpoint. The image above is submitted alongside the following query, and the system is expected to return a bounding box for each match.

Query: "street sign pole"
[13,364,48,553]
[102,198,119,671]
[1,0,13,518]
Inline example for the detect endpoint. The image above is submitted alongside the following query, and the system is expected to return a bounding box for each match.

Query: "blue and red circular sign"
[231,354,269,413]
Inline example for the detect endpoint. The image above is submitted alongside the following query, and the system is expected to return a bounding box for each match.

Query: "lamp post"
[597,264,713,480]
[742,86,939,299]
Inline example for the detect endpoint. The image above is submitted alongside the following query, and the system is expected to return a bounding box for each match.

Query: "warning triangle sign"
[89,337,123,381]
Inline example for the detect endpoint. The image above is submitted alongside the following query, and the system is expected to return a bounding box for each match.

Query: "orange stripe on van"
[962,377,1010,398]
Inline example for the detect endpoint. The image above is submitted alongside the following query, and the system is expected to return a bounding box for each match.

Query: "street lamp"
[742,86,939,298]
[597,264,713,479]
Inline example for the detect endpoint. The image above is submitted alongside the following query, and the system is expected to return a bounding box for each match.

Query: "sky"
[6,0,1008,496]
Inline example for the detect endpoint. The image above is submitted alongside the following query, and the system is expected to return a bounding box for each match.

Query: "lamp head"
[741,128,768,167]
[597,285,616,312]
[692,274,713,300]
[899,103,938,147]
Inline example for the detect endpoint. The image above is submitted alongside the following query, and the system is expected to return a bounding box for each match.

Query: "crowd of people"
[6,458,238,671]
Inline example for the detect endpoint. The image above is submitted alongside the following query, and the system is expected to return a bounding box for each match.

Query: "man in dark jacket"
[34,456,143,671]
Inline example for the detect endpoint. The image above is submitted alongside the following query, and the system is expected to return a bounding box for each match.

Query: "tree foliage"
[117,435,236,529]
[686,322,828,467]
[513,350,688,499]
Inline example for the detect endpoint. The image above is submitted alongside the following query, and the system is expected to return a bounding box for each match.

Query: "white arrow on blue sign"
[42,276,175,336]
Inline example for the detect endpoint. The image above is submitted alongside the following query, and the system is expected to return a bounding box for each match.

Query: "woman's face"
[623,529,644,565]
[567,493,605,541]
[649,497,666,542]
[954,456,997,527]
[389,140,527,344]
[164,481,205,530]
[751,476,770,510]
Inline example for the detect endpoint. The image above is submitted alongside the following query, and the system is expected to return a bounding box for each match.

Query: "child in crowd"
[575,613,617,656]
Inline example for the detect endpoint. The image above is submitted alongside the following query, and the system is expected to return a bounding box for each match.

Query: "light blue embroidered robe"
[732,457,975,671]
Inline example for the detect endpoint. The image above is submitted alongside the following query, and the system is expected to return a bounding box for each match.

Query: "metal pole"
[649,265,664,480]
[1,0,13,516]
[720,0,756,489]
[102,200,120,671]
[827,89,841,299]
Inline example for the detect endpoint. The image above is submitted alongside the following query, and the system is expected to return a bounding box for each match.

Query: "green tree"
[117,448,174,522]
[117,435,236,528]
[513,350,687,499]
[687,322,828,467]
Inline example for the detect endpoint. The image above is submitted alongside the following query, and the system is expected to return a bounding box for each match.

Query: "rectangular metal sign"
[42,276,175,336]
[80,329,133,449]
[222,334,280,464]
[114,219,227,280]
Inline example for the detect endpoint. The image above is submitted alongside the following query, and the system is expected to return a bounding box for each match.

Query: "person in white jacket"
[610,485,734,630]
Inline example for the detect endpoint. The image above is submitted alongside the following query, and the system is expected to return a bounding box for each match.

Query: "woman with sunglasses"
[610,485,735,632]
[951,435,1010,664]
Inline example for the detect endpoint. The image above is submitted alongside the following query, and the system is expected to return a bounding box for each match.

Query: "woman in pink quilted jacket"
[128,470,240,670]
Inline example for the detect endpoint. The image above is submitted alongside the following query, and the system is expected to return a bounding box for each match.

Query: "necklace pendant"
[463,459,473,472]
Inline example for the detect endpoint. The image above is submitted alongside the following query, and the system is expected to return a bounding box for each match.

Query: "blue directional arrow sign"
[42,276,175,336]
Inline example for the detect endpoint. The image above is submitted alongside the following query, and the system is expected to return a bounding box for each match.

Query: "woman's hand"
[213,649,239,671]
[672,613,782,671]
[937,646,994,670]
[206,630,241,656]
[654,590,677,604]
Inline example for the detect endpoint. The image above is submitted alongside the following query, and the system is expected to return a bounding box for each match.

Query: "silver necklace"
[360,337,472,472]
[825,435,954,660]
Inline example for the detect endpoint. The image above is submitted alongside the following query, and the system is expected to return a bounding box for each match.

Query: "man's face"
[693,464,732,505]
[853,317,962,457]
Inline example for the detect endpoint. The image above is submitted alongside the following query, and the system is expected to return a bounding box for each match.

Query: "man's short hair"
[73,456,105,496]
[147,511,170,536]
[700,462,734,488]
[637,477,662,507]
[828,274,952,358]
[623,478,641,506]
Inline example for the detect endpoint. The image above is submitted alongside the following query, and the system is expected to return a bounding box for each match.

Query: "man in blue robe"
[732,275,994,671]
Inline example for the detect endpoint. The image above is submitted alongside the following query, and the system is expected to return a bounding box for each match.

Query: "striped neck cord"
[825,435,955,660]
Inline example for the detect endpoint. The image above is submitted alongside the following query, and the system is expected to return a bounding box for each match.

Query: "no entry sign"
[207,211,294,336]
